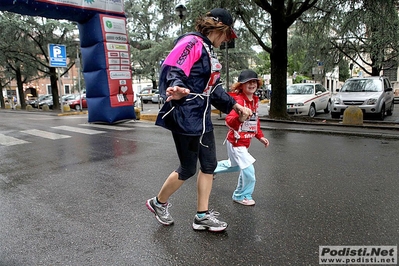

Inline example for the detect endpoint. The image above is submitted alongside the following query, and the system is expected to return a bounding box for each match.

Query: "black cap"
[238,70,259,83]
[208,8,237,39]
[209,8,233,26]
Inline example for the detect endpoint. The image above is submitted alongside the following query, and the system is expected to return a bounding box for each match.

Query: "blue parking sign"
[49,44,67,67]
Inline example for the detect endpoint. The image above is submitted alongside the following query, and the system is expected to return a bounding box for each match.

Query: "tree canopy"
[0,12,78,109]
[2,0,399,117]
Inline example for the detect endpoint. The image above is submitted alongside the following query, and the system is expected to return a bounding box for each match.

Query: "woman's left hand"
[165,86,190,101]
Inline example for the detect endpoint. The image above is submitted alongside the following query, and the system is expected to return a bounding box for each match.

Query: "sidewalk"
[138,102,399,139]
[218,116,399,139]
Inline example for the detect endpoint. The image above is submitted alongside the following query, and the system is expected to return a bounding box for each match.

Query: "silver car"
[331,76,394,120]
[139,88,157,104]
[151,90,165,104]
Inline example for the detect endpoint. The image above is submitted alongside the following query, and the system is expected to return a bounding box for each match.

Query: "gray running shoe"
[192,210,228,232]
[146,197,174,225]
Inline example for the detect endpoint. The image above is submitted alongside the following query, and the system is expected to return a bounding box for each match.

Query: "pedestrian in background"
[146,8,252,232]
[214,69,269,206]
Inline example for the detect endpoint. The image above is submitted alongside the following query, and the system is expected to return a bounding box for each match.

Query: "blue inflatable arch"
[0,0,136,123]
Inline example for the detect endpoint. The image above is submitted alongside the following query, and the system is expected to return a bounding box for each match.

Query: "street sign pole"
[48,44,67,113]
[57,68,63,113]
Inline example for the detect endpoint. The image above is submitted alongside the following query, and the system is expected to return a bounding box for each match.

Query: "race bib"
[240,114,258,133]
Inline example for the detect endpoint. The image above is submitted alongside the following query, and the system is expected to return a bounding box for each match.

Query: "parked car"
[62,94,77,103]
[151,90,164,104]
[286,83,331,117]
[39,95,69,109]
[331,76,394,120]
[139,87,157,103]
[255,85,271,100]
[26,97,37,107]
[67,94,87,111]
[38,95,54,109]
[33,94,52,108]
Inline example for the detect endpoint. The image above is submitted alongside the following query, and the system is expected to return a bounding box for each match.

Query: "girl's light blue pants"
[214,160,256,200]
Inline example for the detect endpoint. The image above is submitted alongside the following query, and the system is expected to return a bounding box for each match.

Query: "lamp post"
[349,63,354,78]
[175,4,187,35]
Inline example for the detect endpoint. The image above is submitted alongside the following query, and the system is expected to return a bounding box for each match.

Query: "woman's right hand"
[234,104,252,122]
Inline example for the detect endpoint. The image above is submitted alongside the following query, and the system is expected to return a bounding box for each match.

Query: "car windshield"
[341,79,382,92]
[287,85,314,95]
[38,95,50,101]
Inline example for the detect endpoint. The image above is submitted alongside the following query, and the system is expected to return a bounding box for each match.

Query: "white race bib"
[240,114,258,133]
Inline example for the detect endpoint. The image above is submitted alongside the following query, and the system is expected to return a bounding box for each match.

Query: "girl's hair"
[195,13,232,39]
[230,79,264,94]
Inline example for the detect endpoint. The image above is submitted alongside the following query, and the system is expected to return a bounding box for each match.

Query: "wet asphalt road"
[0,111,399,265]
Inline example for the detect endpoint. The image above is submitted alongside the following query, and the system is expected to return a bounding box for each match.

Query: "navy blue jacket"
[155,32,236,136]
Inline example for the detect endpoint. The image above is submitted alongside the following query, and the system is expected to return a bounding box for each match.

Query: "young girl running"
[214,69,270,206]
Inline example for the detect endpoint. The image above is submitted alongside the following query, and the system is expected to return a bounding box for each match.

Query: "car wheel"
[387,101,394,116]
[75,105,81,111]
[377,104,385,120]
[308,104,316,118]
[331,112,340,119]
[324,101,331,113]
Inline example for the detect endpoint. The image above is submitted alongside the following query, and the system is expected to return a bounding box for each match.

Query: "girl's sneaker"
[233,198,255,206]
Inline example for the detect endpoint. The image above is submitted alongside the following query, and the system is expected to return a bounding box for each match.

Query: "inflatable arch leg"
[78,14,136,123]
[0,0,136,124]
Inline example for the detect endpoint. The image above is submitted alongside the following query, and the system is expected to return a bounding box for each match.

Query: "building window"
[65,84,70,94]
[46,85,52,94]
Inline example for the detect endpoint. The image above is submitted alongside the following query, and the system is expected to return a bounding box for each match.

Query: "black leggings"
[172,131,217,180]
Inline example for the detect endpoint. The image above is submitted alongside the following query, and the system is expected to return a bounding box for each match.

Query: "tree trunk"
[16,67,26,110]
[269,15,288,119]
[152,79,157,90]
[50,67,60,111]
[371,67,380,76]
[0,83,5,109]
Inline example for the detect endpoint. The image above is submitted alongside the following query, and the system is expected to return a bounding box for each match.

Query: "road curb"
[57,111,88,116]
[212,116,399,140]
[140,114,157,122]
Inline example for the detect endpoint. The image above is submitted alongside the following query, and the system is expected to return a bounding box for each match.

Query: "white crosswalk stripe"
[128,122,157,128]
[1,122,154,147]
[0,133,29,146]
[79,124,133,131]
[21,129,71,140]
[52,126,105,135]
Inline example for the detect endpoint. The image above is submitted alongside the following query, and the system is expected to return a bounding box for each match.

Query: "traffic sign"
[48,44,67,67]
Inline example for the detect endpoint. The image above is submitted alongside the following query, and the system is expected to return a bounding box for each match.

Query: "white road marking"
[0,134,30,146]
[126,121,157,128]
[1,122,151,147]
[79,124,133,131]
[52,126,105,135]
[21,129,71,140]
